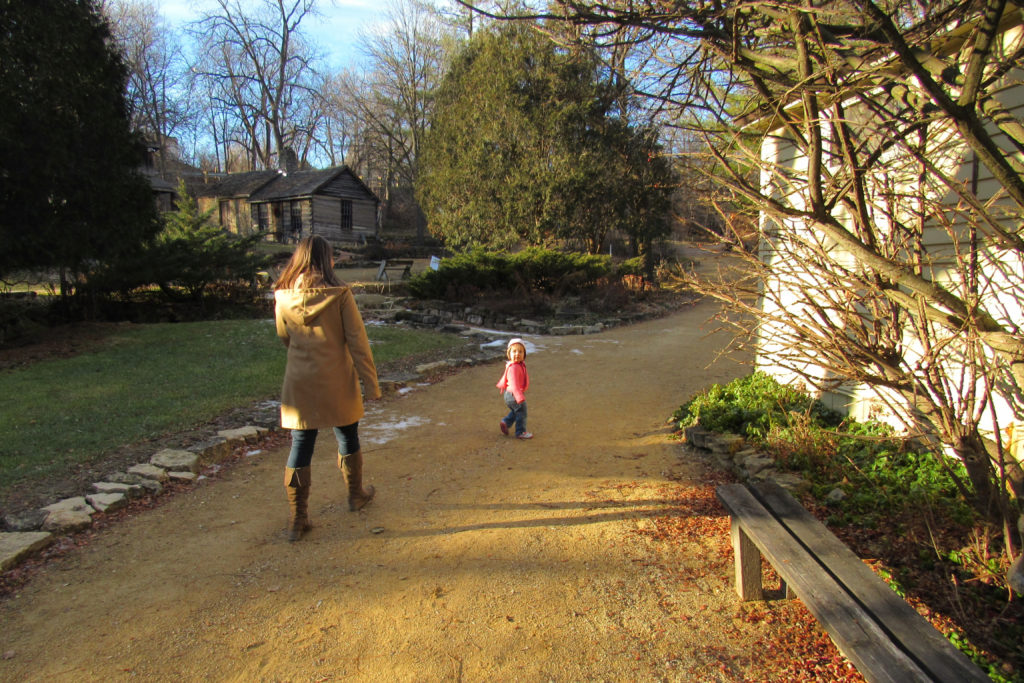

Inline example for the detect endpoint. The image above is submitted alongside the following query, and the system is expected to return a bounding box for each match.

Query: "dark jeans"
[286,422,360,468]
[501,391,528,436]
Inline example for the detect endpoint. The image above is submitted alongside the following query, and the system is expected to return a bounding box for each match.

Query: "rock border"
[682,425,811,494]
[0,331,515,575]
[1,299,692,574]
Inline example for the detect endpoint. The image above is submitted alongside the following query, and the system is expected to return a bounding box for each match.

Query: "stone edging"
[683,425,810,494]
[0,334,518,575]
[0,426,272,572]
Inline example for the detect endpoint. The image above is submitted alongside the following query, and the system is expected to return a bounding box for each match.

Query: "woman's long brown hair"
[274,235,342,290]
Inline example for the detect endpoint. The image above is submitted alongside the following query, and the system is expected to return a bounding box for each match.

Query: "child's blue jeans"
[502,391,528,436]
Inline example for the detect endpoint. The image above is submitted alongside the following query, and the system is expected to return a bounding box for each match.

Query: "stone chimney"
[280,147,299,175]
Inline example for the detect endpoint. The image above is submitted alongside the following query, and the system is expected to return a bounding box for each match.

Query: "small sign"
[429,255,441,271]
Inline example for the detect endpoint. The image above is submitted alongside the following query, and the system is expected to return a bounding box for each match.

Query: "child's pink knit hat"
[506,338,526,358]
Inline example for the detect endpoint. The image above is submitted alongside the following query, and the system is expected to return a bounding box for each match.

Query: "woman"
[274,235,381,541]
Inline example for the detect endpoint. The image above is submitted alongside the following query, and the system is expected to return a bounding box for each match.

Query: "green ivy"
[675,372,973,525]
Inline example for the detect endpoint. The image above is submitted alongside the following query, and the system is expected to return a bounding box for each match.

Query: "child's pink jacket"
[496,361,529,403]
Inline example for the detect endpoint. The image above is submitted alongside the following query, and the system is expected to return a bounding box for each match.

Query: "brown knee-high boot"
[284,466,312,541]
[338,451,375,511]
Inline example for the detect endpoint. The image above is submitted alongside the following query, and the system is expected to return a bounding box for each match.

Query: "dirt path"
[0,296,826,681]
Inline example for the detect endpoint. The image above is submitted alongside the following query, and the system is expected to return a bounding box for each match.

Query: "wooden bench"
[375,259,414,282]
[716,481,986,683]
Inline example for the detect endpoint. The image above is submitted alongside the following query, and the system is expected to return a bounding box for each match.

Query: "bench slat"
[749,481,987,683]
[717,484,931,683]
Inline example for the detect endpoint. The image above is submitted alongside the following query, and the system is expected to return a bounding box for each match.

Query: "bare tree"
[339,0,450,237]
[190,0,324,170]
[457,0,1024,561]
[103,0,194,171]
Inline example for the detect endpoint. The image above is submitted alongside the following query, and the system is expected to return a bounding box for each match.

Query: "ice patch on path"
[362,415,430,445]
[480,337,543,355]
[571,349,584,355]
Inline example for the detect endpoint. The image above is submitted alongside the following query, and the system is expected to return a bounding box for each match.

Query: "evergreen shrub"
[407,248,616,299]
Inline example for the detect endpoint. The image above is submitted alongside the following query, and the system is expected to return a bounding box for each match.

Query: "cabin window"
[252,204,269,232]
[290,201,303,241]
[341,200,353,232]
[219,200,230,229]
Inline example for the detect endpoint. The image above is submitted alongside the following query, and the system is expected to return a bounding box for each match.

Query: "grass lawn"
[0,319,464,493]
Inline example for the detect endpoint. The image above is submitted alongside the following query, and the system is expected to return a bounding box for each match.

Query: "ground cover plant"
[675,372,1023,681]
[0,320,464,496]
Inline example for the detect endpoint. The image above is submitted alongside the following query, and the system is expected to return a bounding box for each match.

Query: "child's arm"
[508,364,527,403]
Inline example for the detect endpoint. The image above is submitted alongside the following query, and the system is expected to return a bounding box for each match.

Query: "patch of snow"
[480,336,543,354]
[363,415,430,445]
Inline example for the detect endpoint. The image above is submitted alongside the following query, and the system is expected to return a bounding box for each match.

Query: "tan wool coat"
[275,286,381,430]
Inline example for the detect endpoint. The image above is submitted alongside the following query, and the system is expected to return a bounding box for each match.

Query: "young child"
[497,338,532,439]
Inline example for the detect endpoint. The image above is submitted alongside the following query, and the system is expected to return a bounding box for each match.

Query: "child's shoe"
[516,432,533,440]
[499,421,510,436]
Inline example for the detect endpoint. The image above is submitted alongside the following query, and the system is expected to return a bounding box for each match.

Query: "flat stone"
[41,497,91,515]
[191,437,231,462]
[0,532,54,571]
[769,472,811,495]
[748,467,778,482]
[741,454,775,476]
[582,324,604,334]
[415,360,449,375]
[550,325,583,336]
[3,509,48,532]
[86,492,127,513]
[128,463,170,481]
[150,449,199,473]
[92,481,145,499]
[167,471,197,482]
[217,426,262,441]
[107,472,164,494]
[707,433,745,453]
[683,426,710,448]
[42,509,93,533]
[826,487,848,503]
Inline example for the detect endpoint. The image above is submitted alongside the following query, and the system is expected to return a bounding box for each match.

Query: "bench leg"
[731,521,764,601]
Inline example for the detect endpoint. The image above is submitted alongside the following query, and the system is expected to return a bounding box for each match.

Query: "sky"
[155,0,392,72]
